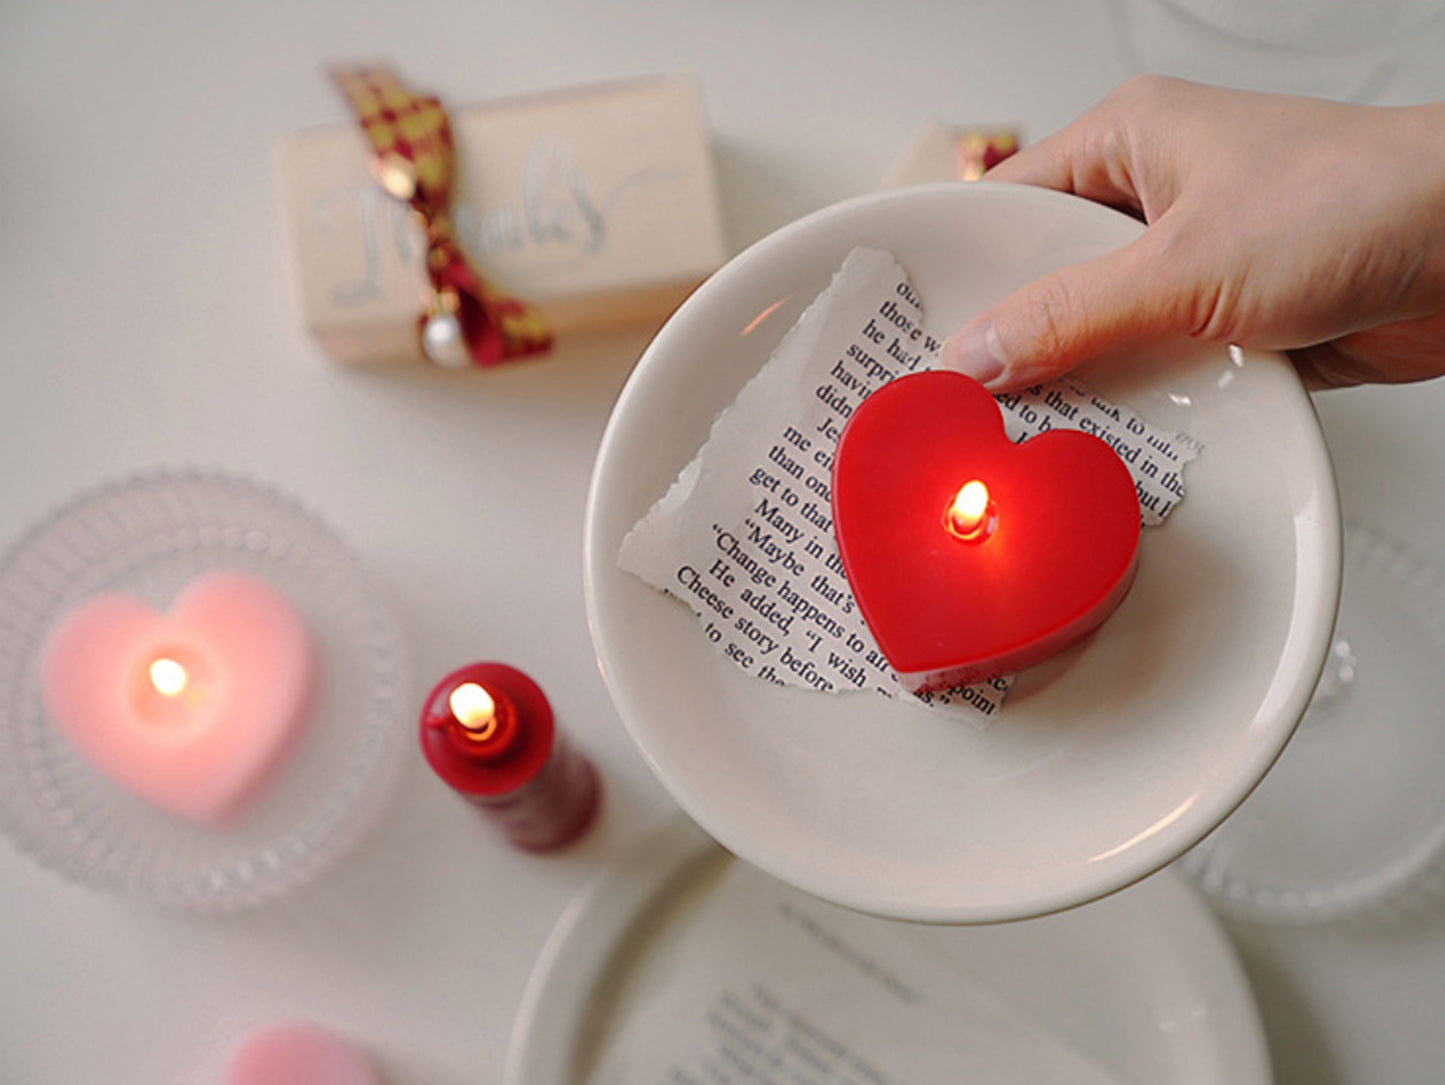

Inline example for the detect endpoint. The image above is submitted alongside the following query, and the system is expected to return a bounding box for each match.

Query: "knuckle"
[1139,227,1238,341]
[1104,74,1165,120]
[1113,73,1185,106]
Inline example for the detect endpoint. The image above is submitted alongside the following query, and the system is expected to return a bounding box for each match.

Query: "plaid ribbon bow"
[331,65,553,368]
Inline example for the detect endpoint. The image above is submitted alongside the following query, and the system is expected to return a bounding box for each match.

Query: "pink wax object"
[39,571,315,825]
[225,1021,380,1085]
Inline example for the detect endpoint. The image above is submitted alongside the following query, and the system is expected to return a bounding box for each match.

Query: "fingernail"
[941,320,1006,386]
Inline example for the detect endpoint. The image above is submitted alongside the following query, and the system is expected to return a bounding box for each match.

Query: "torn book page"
[619,247,1201,723]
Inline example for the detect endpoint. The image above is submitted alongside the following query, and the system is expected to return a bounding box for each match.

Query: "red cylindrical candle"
[418,662,600,851]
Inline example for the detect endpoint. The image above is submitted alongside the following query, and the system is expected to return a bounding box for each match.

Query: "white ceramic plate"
[505,818,1273,1085]
[585,183,1340,923]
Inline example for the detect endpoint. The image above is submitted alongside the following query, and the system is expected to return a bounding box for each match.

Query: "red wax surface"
[831,371,1140,691]
[419,662,556,797]
[418,661,599,851]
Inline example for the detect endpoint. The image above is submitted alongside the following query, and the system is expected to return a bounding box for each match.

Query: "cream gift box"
[277,75,728,366]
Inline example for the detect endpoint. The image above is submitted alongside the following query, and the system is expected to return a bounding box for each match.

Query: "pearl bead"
[421,312,471,369]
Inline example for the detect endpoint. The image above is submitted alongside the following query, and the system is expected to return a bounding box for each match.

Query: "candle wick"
[945,480,995,542]
[448,682,499,742]
[149,657,189,698]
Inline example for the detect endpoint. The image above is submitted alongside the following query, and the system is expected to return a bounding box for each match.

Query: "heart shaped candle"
[225,1021,379,1085]
[831,371,1140,692]
[39,571,315,824]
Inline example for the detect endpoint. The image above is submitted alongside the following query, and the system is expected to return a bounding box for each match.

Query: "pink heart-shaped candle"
[832,371,1141,692]
[40,571,315,824]
[225,1021,379,1085]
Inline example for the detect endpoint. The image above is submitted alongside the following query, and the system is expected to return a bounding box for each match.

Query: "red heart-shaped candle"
[831,371,1140,692]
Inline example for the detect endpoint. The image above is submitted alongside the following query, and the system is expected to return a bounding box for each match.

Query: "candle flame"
[148,657,189,698]
[947,480,992,540]
[448,681,498,741]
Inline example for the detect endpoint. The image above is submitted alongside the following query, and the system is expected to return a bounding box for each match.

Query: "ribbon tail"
[334,63,554,369]
[425,233,553,368]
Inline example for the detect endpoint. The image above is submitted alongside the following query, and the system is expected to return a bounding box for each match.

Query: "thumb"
[939,236,1182,391]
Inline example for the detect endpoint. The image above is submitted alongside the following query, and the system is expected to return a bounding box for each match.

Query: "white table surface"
[5,2,1445,1081]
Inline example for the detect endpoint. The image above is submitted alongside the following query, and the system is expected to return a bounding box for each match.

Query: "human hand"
[939,76,1445,392]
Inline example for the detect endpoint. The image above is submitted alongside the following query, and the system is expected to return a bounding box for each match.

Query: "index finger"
[982,76,1182,217]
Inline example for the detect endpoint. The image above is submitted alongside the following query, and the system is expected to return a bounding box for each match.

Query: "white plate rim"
[584,182,1342,923]
[503,817,1274,1085]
